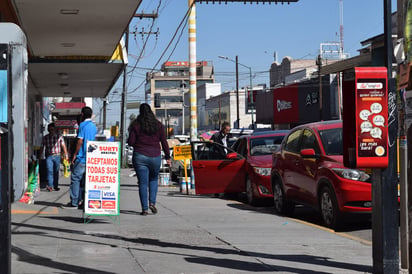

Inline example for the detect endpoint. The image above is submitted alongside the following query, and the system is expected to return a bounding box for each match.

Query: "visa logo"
[102,192,116,199]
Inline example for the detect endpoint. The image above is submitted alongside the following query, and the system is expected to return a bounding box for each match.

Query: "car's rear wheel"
[319,186,342,229]
[246,176,257,206]
[272,179,294,215]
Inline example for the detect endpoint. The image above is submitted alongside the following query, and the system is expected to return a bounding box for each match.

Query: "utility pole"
[120,26,128,168]
[372,0,399,273]
[396,0,408,270]
[236,56,240,128]
[188,0,198,141]
[248,67,254,129]
[164,100,168,138]
[219,55,245,129]
[316,54,323,121]
[103,99,107,130]
[180,80,186,135]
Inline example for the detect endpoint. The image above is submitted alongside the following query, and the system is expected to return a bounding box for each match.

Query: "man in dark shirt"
[210,121,231,156]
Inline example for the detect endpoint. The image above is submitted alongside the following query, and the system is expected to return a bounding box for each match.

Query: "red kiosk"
[343,67,389,169]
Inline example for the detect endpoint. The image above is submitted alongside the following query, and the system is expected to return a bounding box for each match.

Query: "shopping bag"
[63,158,70,178]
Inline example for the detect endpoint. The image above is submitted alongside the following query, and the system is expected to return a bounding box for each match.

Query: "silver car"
[126,145,133,167]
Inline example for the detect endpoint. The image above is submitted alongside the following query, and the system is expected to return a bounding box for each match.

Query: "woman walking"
[128,103,171,215]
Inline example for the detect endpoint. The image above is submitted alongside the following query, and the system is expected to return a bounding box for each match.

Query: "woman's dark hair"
[133,103,161,135]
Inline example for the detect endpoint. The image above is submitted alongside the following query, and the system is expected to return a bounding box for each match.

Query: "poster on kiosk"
[343,67,388,169]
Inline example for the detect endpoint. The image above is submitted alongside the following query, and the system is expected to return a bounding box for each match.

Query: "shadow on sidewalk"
[12,221,372,273]
[12,246,115,274]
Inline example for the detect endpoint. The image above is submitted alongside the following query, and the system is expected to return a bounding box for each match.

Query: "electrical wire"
[126,2,195,96]
[126,0,162,81]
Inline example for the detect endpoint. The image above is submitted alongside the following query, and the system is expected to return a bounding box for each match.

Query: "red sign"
[163,61,207,67]
[55,120,78,129]
[343,67,388,168]
[54,102,86,109]
[273,84,299,124]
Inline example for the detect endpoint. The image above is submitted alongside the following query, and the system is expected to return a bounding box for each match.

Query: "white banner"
[85,141,120,216]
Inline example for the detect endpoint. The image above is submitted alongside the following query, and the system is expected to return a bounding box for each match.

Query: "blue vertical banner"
[0,44,8,208]
[0,70,7,123]
[0,45,7,123]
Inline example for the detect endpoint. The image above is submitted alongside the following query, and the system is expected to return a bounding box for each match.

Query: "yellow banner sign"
[173,145,192,160]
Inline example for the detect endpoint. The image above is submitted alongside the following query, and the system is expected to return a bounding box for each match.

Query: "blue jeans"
[132,152,161,211]
[69,159,86,206]
[46,155,61,188]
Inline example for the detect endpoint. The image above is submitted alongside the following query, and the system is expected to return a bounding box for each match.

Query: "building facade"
[145,61,214,135]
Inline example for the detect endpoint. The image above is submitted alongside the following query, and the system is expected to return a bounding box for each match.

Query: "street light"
[180,80,186,135]
[218,55,254,129]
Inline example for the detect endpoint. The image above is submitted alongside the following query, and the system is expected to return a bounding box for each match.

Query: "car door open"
[191,141,246,194]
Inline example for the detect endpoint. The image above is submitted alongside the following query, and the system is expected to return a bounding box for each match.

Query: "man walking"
[63,106,97,209]
[41,123,68,191]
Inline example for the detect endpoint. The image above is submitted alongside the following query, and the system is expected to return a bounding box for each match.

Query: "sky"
[100,0,397,128]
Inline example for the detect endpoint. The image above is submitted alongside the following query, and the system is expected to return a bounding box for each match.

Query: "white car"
[126,145,133,167]
[160,149,172,173]
[170,150,191,182]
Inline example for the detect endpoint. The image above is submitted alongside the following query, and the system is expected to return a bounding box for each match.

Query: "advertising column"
[343,67,388,169]
[85,141,120,216]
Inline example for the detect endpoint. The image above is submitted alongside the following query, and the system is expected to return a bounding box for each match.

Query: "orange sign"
[173,145,192,160]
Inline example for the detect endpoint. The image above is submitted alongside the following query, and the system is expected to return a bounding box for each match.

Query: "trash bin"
[158,172,170,186]
[179,176,191,193]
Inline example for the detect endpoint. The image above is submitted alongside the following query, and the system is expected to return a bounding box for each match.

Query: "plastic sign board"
[343,67,388,168]
[173,145,192,160]
[85,141,120,216]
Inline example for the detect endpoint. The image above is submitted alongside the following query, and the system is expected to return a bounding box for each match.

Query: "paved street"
[10,168,373,274]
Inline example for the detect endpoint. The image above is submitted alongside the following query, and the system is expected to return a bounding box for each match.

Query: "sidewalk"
[11,168,373,273]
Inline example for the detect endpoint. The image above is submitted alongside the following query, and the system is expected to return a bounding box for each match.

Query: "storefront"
[256,75,339,129]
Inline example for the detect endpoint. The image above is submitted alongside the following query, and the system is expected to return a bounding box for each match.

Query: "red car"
[271,120,372,229]
[192,131,288,205]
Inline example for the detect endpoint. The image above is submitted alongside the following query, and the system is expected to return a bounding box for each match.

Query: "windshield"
[318,127,343,155]
[250,136,285,156]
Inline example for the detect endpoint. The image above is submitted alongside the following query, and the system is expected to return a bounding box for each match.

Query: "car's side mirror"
[226,152,238,159]
[300,148,317,158]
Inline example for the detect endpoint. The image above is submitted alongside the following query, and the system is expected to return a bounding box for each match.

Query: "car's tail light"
[253,167,271,176]
[331,168,370,182]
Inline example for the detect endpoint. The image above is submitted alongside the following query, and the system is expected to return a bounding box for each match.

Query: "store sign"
[85,141,120,216]
[55,120,78,129]
[273,84,299,124]
[277,99,292,112]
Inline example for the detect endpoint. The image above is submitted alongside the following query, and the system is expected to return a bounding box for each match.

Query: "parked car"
[126,145,170,172]
[170,149,191,182]
[271,120,372,229]
[192,131,288,205]
[172,135,190,144]
[160,149,173,173]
